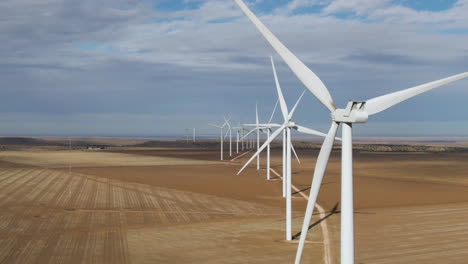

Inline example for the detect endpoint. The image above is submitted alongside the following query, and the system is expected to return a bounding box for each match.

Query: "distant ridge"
[0,137,108,147]
[132,140,218,149]
[0,137,57,146]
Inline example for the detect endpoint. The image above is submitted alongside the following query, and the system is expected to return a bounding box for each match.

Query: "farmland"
[0,142,467,263]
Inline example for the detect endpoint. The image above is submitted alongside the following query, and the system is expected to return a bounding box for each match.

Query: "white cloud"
[284,0,329,12]
[323,0,392,15]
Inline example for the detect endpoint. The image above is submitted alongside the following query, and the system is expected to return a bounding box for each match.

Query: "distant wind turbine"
[242,104,265,170]
[237,57,330,241]
[209,117,229,160]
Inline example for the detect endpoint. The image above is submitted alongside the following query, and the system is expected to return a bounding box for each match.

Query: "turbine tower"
[209,118,229,161]
[234,0,468,262]
[224,116,233,157]
[262,100,279,180]
[243,104,264,170]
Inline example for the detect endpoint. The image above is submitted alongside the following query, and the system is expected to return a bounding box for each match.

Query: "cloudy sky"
[0,0,467,138]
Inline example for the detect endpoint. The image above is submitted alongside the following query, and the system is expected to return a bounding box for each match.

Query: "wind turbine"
[241,127,246,151]
[251,100,302,181]
[234,0,468,262]
[256,105,260,169]
[243,104,266,170]
[265,100,278,180]
[244,102,300,174]
[223,116,233,157]
[238,57,330,241]
[185,128,190,143]
[256,100,281,181]
[209,118,229,161]
[234,125,240,154]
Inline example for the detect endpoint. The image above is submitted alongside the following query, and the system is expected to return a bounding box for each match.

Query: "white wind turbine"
[241,127,247,151]
[242,104,262,169]
[238,57,330,241]
[234,0,468,262]
[258,100,283,181]
[264,100,279,181]
[209,117,229,161]
[244,100,302,182]
[223,116,233,157]
[233,124,242,154]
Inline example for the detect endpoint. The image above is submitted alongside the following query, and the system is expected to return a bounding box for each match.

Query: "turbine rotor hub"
[332,101,369,123]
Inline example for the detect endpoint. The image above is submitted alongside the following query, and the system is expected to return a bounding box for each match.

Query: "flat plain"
[0,140,467,263]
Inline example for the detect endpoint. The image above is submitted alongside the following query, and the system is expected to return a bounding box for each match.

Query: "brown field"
[0,151,219,168]
[0,144,468,263]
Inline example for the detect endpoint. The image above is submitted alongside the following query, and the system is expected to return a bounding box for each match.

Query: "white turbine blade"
[240,128,256,140]
[266,123,282,127]
[256,103,260,127]
[291,143,301,164]
[268,100,279,124]
[288,90,306,119]
[294,125,328,138]
[208,123,222,129]
[365,72,468,115]
[271,56,289,122]
[295,122,339,264]
[236,0,336,112]
[244,123,282,127]
[224,128,230,139]
[223,116,232,128]
[238,124,287,175]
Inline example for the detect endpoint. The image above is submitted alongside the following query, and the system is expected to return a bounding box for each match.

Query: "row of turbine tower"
[209,56,334,244]
[209,118,259,160]
[208,1,468,264]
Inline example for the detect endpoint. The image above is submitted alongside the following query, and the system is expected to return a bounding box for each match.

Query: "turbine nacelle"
[287,120,296,127]
[332,101,369,124]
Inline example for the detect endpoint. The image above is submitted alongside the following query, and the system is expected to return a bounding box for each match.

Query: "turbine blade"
[268,100,279,124]
[288,90,306,119]
[208,123,222,129]
[240,128,256,140]
[295,122,339,264]
[291,143,301,164]
[256,103,259,127]
[223,116,231,128]
[267,123,282,127]
[365,72,468,115]
[236,0,336,112]
[244,123,281,127]
[294,125,328,138]
[238,124,287,175]
[270,56,289,121]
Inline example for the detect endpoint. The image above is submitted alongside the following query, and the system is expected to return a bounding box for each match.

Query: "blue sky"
[0,0,467,138]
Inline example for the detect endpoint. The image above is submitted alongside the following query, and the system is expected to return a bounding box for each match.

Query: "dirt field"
[0,150,219,168]
[0,167,306,263]
[0,146,468,263]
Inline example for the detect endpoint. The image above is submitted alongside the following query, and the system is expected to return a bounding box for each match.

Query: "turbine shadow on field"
[292,182,336,196]
[292,202,339,240]
[292,186,311,195]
